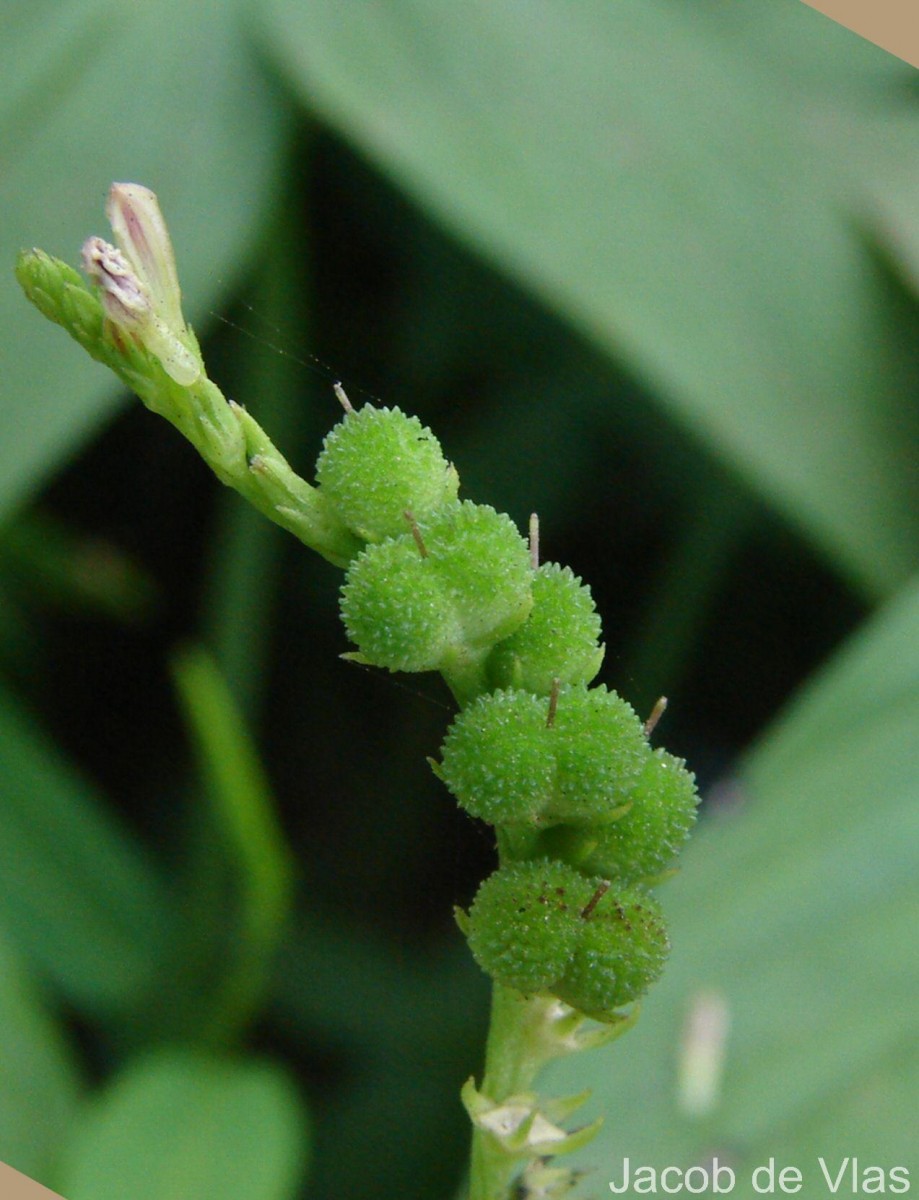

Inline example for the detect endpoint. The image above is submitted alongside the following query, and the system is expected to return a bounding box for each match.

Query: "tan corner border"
[800,0,919,69]
[0,1162,67,1200]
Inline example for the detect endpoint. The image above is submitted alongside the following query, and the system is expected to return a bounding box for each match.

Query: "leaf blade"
[0,930,82,1181]
[0,680,168,1015]
[59,1052,308,1200]
[259,0,919,595]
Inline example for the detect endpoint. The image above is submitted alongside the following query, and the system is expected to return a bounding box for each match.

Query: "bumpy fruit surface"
[576,749,697,884]
[466,860,583,994]
[466,862,669,1017]
[339,536,452,672]
[439,690,554,824]
[486,563,604,695]
[422,502,533,647]
[316,405,459,543]
[537,749,698,885]
[439,684,648,826]
[340,502,532,674]
[555,886,669,1017]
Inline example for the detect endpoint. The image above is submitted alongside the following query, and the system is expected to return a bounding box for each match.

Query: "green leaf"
[850,110,919,301]
[0,680,168,1015]
[171,646,294,1046]
[0,510,156,622]
[712,8,919,311]
[58,1051,308,1200]
[1,0,287,518]
[0,929,82,1181]
[548,575,919,1192]
[273,919,486,1200]
[259,0,918,596]
[687,2,915,92]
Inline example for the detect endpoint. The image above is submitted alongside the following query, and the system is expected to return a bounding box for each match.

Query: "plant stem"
[205,191,307,720]
[441,645,491,707]
[469,985,561,1200]
[482,985,552,1102]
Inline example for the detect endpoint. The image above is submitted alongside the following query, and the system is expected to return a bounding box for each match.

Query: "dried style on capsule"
[554,885,669,1017]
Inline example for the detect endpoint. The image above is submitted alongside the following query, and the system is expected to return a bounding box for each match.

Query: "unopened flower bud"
[106,183,184,332]
[80,183,201,386]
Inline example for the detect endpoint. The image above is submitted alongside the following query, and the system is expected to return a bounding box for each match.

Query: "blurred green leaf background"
[1,2,916,1198]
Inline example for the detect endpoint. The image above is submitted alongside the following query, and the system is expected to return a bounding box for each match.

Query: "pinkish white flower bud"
[106,183,184,333]
[81,183,201,386]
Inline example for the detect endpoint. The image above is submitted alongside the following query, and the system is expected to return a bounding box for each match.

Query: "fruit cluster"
[319,403,698,1021]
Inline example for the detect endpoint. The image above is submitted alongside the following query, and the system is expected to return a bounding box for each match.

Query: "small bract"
[81,183,202,386]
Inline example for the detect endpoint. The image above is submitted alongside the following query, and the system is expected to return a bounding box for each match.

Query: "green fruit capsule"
[536,749,698,885]
[486,563,604,695]
[465,861,586,994]
[466,864,668,1017]
[340,536,457,672]
[439,683,649,827]
[550,685,648,822]
[579,749,698,884]
[340,501,532,675]
[439,689,554,825]
[423,502,532,648]
[555,886,669,1018]
[315,405,459,543]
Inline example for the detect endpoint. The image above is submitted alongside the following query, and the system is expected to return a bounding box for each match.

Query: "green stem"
[469,985,561,1200]
[440,645,491,707]
[495,824,543,863]
[16,248,361,569]
[481,984,554,1098]
[470,984,542,1200]
[205,193,308,718]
